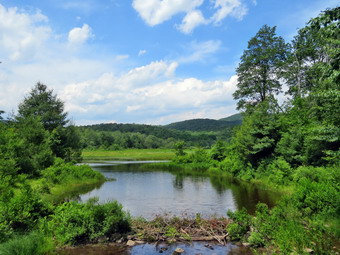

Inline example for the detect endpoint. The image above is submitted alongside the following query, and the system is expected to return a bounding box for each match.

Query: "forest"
[0,6,339,255]
[78,115,240,150]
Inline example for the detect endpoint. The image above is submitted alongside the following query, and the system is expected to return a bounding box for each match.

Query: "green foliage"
[234,25,288,110]
[226,208,251,241]
[79,124,222,150]
[174,141,186,157]
[16,83,82,163]
[17,82,68,131]
[0,185,52,242]
[219,152,246,176]
[210,140,226,161]
[266,157,292,184]
[0,231,54,255]
[43,158,103,185]
[50,125,82,162]
[14,116,54,176]
[48,199,130,245]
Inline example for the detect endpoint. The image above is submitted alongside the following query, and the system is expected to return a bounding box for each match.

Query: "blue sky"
[0,0,338,125]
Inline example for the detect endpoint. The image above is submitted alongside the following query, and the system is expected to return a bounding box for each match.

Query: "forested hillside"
[165,113,242,132]
[78,117,239,149]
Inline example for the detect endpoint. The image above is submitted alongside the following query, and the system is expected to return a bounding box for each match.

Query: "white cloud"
[178,40,221,63]
[68,24,93,44]
[59,61,238,124]
[132,0,247,34]
[177,10,207,34]
[132,0,204,26]
[138,49,147,56]
[210,0,247,24]
[0,4,51,61]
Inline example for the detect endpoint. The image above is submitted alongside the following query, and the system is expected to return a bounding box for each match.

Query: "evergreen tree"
[16,83,82,162]
[17,82,68,131]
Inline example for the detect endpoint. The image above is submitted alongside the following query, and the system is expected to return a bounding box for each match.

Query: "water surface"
[79,161,279,218]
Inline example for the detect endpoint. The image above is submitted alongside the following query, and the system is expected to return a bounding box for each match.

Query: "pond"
[78,161,280,218]
[62,160,281,255]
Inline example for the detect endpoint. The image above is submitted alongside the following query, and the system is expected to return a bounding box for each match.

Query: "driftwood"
[130,215,231,245]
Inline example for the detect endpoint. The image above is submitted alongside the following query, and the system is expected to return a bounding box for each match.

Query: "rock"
[159,247,168,253]
[135,240,145,244]
[204,244,214,250]
[304,248,314,254]
[126,240,136,246]
[242,242,251,247]
[172,247,185,254]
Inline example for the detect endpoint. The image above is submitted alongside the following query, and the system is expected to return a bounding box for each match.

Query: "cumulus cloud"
[68,24,93,44]
[132,0,204,26]
[60,61,238,124]
[0,4,51,61]
[177,10,207,34]
[132,0,247,34]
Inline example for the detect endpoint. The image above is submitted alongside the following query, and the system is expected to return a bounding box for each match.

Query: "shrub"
[226,208,251,241]
[247,231,265,247]
[219,153,245,176]
[48,199,130,245]
[0,185,51,242]
[43,158,103,184]
[266,157,292,184]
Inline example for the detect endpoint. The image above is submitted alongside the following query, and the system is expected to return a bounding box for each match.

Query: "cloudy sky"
[0,0,338,125]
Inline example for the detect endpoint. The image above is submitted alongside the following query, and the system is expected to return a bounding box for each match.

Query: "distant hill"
[165,113,242,132]
[219,113,242,123]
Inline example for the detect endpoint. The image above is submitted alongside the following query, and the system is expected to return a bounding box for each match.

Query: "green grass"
[82,148,178,160]
[28,161,106,204]
[0,232,54,255]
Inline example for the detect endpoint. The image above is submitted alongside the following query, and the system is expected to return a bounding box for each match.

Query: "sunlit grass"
[82,148,178,160]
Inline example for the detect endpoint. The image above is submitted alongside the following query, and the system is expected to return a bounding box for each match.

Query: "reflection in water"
[79,162,280,218]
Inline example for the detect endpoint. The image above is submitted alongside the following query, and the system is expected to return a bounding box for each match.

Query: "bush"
[0,185,51,242]
[43,158,103,184]
[226,208,251,241]
[266,157,292,184]
[48,199,130,245]
[293,178,339,217]
[247,231,265,247]
[0,232,54,255]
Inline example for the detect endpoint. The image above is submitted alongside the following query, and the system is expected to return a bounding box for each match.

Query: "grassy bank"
[28,159,106,204]
[82,148,179,161]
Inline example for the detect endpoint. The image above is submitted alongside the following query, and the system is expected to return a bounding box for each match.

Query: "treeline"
[78,123,235,150]
[168,7,339,254]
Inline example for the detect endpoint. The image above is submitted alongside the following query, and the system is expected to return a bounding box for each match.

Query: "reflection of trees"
[63,181,104,203]
[209,175,281,215]
[173,175,184,189]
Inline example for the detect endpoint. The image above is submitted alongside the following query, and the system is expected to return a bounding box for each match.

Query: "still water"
[79,161,280,218]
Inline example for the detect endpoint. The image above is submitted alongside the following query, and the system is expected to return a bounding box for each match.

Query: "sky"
[0,0,338,125]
